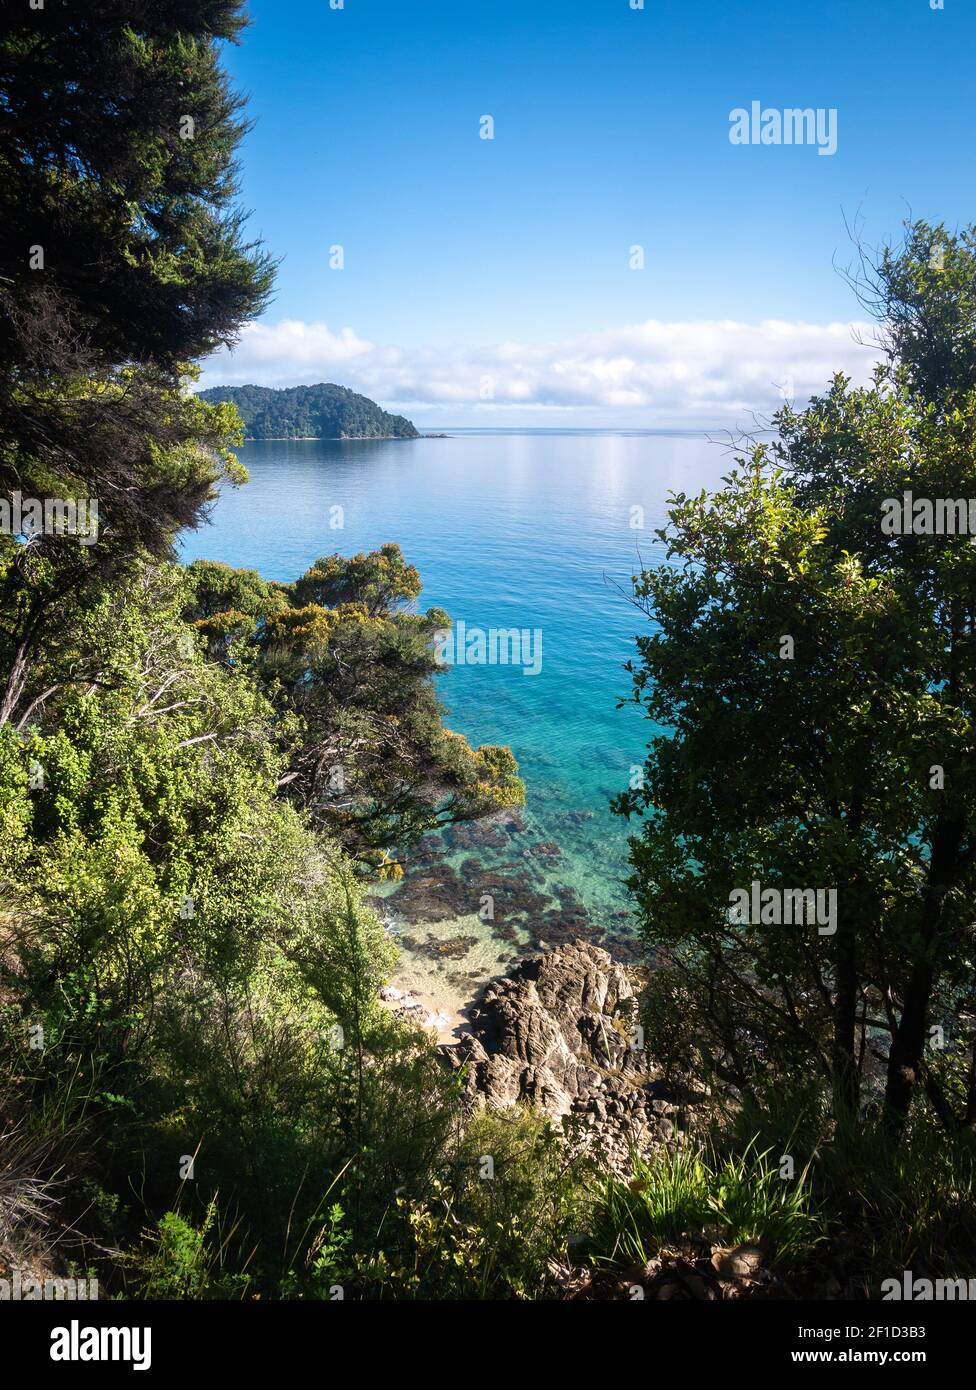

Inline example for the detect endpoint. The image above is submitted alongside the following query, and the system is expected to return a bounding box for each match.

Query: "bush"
[722,1085,976,1287]
[345,1107,594,1300]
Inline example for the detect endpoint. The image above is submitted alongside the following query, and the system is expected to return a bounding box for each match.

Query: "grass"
[586,1138,825,1273]
[703,1085,976,1288]
[0,1041,99,1277]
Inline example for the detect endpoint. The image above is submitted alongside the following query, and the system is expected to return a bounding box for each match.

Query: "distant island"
[198,382,419,439]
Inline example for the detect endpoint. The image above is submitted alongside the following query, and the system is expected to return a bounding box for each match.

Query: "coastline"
[377,899,522,1043]
[240,433,420,441]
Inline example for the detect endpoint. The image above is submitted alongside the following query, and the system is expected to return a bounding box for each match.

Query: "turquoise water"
[178,431,732,985]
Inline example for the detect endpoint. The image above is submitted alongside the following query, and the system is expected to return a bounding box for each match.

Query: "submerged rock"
[523,840,562,859]
[400,932,479,961]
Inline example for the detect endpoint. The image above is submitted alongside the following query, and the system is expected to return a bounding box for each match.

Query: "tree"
[617,222,976,1138]
[184,546,525,866]
[197,383,419,439]
[0,2,273,726]
[847,219,976,414]
[0,554,457,1278]
[0,2,273,369]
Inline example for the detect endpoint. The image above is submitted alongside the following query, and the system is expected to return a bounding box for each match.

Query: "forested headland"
[197,383,419,439]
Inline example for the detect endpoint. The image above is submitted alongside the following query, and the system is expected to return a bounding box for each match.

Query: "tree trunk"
[832,913,859,1116]
[883,815,965,1136]
[883,958,934,1135]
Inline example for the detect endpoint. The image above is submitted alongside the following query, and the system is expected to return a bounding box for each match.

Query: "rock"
[711,1244,766,1282]
[393,998,451,1033]
[441,940,673,1172]
[400,932,479,961]
[524,841,561,859]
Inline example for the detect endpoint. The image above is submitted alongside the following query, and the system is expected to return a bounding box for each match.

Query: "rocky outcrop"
[442,940,678,1170]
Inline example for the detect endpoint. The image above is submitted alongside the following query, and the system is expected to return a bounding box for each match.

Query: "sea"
[178,429,737,1019]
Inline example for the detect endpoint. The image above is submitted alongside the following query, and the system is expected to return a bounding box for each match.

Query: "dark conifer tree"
[0,1,274,723]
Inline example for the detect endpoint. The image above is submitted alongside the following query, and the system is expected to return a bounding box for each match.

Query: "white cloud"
[199,317,882,426]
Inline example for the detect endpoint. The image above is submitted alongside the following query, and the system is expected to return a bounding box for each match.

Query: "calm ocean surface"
[178,430,734,979]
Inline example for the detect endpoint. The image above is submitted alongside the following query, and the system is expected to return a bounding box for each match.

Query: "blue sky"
[202,0,976,426]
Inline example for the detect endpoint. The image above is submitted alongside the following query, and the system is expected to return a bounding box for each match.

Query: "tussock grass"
[586,1138,824,1272]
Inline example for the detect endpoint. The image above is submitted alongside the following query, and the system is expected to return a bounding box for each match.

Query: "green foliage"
[725,1086,976,1285]
[587,1141,823,1273]
[617,222,976,1132]
[289,543,422,613]
[124,1203,253,1300]
[865,220,976,411]
[0,545,464,1293]
[197,384,419,440]
[348,1107,593,1300]
[183,544,525,864]
[0,1,269,726]
[0,2,274,370]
